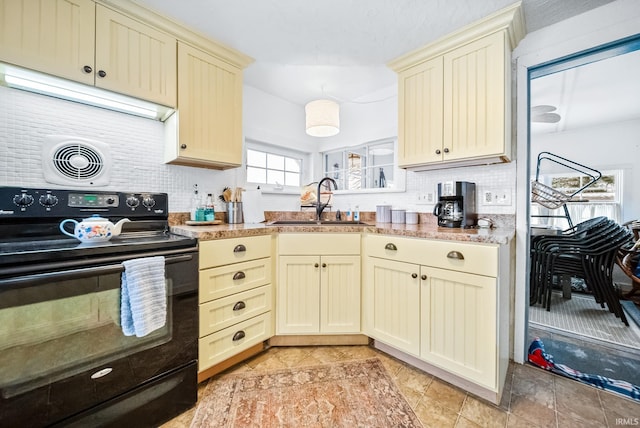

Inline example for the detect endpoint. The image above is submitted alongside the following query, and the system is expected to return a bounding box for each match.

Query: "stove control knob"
[39,193,59,208]
[13,193,34,208]
[142,196,156,209]
[126,196,140,209]
[106,197,116,205]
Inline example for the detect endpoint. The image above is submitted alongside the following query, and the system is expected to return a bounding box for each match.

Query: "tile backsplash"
[0,86,516,215]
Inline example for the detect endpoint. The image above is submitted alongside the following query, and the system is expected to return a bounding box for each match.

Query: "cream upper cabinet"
[397,56,444,166]
[164,42,243,169]
[94,5,176,107]
[277,234,361,335]
[0,0,96,86]
[389,3,525,170]
[0,1,177,107]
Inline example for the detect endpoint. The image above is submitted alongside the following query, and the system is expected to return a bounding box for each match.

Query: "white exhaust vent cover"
[42,136,112,186]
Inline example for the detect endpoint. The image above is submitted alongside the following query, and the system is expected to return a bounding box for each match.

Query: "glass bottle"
[204,193,215,221]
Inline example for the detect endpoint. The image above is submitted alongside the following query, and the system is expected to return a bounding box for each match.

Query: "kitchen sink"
[268,220,369,226]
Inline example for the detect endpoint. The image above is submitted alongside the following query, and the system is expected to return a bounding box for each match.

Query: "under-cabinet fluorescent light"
[0,64,174,121]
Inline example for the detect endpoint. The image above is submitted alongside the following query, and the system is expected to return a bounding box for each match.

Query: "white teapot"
[59,215,131,243]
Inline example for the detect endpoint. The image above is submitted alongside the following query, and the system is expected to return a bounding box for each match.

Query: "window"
[323,139,398,191]
[545,171,621,202]
[246,148,302,187]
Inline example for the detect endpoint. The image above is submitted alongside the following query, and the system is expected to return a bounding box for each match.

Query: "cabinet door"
[94,5,176,107]
[320,255,360,333]
[397,56,444,167]
[0,0,95,85]
[171,42,242,168]
[443,31,506,161]
[420,266,497,389]
[277,256,320,334]
[363,257,420,356]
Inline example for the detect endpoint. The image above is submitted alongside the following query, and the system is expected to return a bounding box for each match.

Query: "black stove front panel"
[0,186,168,221]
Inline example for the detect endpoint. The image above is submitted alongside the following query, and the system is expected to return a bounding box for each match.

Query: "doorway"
[525,35,640,385]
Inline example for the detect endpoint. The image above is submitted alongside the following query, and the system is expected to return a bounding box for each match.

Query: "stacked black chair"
[529,217,634,325]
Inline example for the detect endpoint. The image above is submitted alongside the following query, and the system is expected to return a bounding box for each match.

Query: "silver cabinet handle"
[232,331,245,341]
[232,271,246,280]
[443,147,450,153]
[447,251,464,260]
[385,243,397,251]
[233,244,246,253]
[233,301,246,311]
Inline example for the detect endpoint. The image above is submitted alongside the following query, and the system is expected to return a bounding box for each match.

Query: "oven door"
[0,250,198,427]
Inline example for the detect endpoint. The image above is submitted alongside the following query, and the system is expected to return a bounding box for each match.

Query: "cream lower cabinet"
[198,235,273,378]
[364,234,509,402]
[277,234,361,335]
[362,257,420,356]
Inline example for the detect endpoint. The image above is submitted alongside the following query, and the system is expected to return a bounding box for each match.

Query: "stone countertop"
[170,222,514,245]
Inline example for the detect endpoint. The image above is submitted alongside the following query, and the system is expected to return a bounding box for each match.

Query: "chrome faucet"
[316,177,338,221]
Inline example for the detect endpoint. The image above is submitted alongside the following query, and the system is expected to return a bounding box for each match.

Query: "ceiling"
[133,0,616,106]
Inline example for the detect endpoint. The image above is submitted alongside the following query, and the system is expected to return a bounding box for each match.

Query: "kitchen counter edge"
[170,223,515,245]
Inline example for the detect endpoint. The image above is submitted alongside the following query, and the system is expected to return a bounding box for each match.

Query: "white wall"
[512,0,640,363]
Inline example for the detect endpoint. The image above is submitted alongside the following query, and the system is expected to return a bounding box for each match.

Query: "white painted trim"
[512,0,640,364]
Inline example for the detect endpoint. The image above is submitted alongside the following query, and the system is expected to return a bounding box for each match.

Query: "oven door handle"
[0,253,193,288]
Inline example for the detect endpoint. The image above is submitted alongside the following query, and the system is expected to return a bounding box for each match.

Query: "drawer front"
[365,234,498,277]
[278,233,360,255]
[200,235,271,269]
[200,285,272,337]
[198,312,272,372]
[199,258,271,303]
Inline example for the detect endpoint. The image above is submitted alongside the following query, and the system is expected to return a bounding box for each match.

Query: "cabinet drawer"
[200,258,271,303]
[199,312,272,372]
[365,234,498,277]
[200,235,271,269]
[278,233,360,255]
[200,285,272,337]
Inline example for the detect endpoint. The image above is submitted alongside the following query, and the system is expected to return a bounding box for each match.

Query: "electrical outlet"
[482,189,512,206]
[482,190,494,205]
[416,191,435,204]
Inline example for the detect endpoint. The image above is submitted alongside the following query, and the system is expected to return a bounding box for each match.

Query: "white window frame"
[322,138,406,194]
[245,139,311,193]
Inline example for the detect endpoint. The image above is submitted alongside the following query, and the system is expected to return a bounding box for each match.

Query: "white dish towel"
[120,256,167,337]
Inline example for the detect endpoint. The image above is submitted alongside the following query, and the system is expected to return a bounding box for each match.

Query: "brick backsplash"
[0,86,517,215]
[0,87,234,213]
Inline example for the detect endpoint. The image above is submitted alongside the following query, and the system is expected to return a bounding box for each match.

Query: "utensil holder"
[226,202,244,224]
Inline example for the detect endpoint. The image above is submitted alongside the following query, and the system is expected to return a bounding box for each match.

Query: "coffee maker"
[433,181,476,228]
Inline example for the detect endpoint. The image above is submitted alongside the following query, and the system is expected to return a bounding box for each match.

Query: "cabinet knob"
[384,243,397,251]
[232,331,245,341]
[232,271,246,280]
[233,244,247,253]
[421,274,427,280]
[411,273,418,279]
[83,65,93,74]
[443,147,450,153]
[97,70,106,78]
[447,250,464,260]
[233,301,246,311]
[180,144,187,149]
[322,263,327,268]
[435,149,441,155]
[314,263,319,268]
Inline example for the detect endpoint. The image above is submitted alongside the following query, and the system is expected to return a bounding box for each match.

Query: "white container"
[406,211,419,225]
[376,205,391,223]
[391,209,406,224]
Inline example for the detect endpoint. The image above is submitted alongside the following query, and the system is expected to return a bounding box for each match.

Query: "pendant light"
[305,99,340,137]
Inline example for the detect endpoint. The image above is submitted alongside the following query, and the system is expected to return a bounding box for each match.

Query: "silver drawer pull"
[447,251,464,260]
[233,271,246,280]
[232,331,245,341]
[233,244,247,253]
[385,243,397,251]
[233,301,246,311]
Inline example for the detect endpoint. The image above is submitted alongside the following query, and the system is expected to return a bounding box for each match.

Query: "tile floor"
[163,345,640,428]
